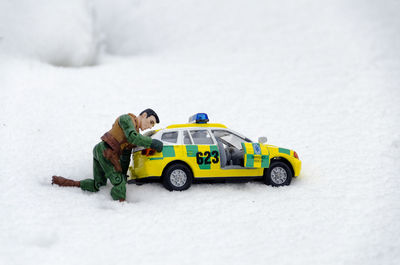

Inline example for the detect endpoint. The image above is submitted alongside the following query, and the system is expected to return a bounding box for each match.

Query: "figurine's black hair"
[140,108,160,123]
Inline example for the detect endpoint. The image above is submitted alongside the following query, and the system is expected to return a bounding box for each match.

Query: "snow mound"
[0,0,100,67]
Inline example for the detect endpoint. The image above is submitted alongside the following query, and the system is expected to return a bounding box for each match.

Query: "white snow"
[0,0,399,265]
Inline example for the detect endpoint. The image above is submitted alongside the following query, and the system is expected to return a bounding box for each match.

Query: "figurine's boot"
[52,176,81,187]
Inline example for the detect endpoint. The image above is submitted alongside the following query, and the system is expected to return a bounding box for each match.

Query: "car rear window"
[161,131,178,143]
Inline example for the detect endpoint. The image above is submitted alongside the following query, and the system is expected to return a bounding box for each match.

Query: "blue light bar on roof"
[188,113,209,124]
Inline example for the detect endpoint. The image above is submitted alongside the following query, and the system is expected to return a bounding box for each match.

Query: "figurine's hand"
[150,139,164,152]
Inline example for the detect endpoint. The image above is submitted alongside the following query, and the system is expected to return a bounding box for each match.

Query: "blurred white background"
[0,1,399,265]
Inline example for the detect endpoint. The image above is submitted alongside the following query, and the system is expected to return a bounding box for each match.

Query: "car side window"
[183,130,192,144]
[190,130,214,145]
[161,131,178,143]
[212,130,248,149]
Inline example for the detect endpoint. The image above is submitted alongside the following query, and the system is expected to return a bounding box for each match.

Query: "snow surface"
[1,0,400,264]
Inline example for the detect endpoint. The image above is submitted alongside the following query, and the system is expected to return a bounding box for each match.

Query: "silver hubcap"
[271,167,287,185]
[170,169,187,187]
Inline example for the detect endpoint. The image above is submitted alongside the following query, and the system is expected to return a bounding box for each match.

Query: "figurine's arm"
[119,114,152,147]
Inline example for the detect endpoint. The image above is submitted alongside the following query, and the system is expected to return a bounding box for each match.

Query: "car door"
[211,129,264,178]
[183,129,221,178]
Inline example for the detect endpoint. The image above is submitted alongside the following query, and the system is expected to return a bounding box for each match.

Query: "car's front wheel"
[162,163,193,191]
[264,161,292,186]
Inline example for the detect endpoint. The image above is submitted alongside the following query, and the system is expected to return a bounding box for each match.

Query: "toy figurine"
[52,109,163,202]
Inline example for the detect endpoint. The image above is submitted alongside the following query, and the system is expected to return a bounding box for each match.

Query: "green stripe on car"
[278,148,290,155]
[241,142,247,153]
[210,145,219,156]
[163,146,176,157]
[186,145,198,157]
[245,154,254,167]
[149,157,164,160]
[261,155,269,167]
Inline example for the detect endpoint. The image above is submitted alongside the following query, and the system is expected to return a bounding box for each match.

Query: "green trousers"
[80,142,131,200]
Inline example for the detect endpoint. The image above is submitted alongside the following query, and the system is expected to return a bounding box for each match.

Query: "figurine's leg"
[90,142,127,201]
[80,158,107,192]
[120,148,132,176]
[80,142,108,192]
[93,158,108,189]
[107,172,127,201]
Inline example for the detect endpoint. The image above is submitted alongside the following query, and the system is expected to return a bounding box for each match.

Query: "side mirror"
[258,136,267,144]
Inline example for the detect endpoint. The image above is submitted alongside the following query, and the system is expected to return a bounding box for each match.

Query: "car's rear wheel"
[264,161,292,186]
[162,163,193,191]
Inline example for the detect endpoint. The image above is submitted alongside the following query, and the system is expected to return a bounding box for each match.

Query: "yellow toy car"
[128,113,301,191]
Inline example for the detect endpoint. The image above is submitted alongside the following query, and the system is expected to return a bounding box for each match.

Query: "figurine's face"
[140,114,156,131]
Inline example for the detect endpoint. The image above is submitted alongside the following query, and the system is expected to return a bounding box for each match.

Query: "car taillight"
[294,151,299,159]
[142,148,156,156]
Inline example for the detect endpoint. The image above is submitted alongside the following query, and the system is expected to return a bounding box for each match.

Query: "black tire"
[162,163,193,191]
[264,161,292,186]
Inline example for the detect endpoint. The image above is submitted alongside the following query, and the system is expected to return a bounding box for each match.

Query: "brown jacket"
[106,113,139,151]
[101,113,139,172]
